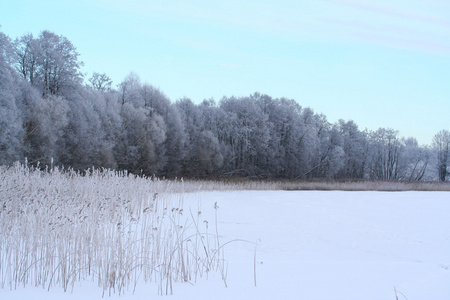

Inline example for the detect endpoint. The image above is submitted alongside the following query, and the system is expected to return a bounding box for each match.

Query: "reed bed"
[278,179,450,191]
[0,163,226,296]
[180,178,450,192]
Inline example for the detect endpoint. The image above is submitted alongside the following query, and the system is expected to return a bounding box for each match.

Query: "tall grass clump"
[0,162,227,296]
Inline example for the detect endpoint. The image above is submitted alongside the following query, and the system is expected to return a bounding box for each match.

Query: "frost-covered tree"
[305,115,345,178]
[401,137,430,181]
[58,91,102,169]
[197,100,227,175]
[118,72,142,106]
[114,78,170,175]
[175,98,226,177]
[13,33,39,86]
[2,28,450,181]
[335,120,367,179]
[84,88,121,169]
[0,30,24,164]
[176,98,206,176]
[433,130,450,181]
[198,130,224,175]
[115,75,179,175]
[367,128,404,180]
[23,91,69,165]
[88,72,112,92]
[140,85,185,177]
[219,96,271,177]
[13,30,83,98]
[253,94,309,178]
[116,102,166,174]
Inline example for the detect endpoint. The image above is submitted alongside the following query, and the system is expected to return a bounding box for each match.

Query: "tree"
[198,130,223,175]
[0,30,24,164]
[433,130,450,181]
[114,79,171,175]
[176,98,206,176]
[401,137,430,181]
[140,85,185,177]
[13,33,39,86]
[81,88,121,169]
[89,72,112,92]
[304,115,345,178]
[13,30,83,98]
[118,72,142,106]
[22,89,69,165]
[367,128,404,180]
[116,102,167,174]
[335,120,367,179]
[253,94,311,178]
[219,96,271,177]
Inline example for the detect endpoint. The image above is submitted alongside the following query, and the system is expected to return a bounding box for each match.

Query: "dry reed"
[0,163,227,296]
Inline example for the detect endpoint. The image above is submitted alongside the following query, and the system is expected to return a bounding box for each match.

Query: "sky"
[1,0,449,145]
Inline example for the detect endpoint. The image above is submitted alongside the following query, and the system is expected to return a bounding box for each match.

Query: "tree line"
[1,29,449,181]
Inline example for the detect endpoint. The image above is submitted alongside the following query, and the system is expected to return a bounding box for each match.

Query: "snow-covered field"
[2,189,449,300]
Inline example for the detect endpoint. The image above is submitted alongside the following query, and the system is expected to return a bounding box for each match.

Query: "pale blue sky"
[1,0,449,145]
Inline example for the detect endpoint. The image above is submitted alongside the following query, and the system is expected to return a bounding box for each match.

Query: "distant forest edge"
[1,29,449,181]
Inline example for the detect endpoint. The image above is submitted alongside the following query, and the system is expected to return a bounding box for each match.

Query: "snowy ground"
[2,191,450,300]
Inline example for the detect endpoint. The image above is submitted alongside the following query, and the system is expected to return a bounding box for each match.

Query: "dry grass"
[278,180,450,191]
[0,163,227,296]
[181,178,450,192]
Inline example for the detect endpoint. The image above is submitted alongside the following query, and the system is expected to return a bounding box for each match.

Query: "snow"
[2,191,449,300]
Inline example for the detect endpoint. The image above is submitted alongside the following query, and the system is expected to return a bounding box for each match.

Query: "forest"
[1,29,449,181]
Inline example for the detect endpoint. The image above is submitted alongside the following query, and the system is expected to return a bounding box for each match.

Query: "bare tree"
[335,120,367,179]
[433,130,450,181]
[402,137,430,181]
[0,31,24,164]
[118,72,141,106]
[367,128,403,180]
[89,72,112,92]
[13,30,83,97]
[13,33,39,86]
